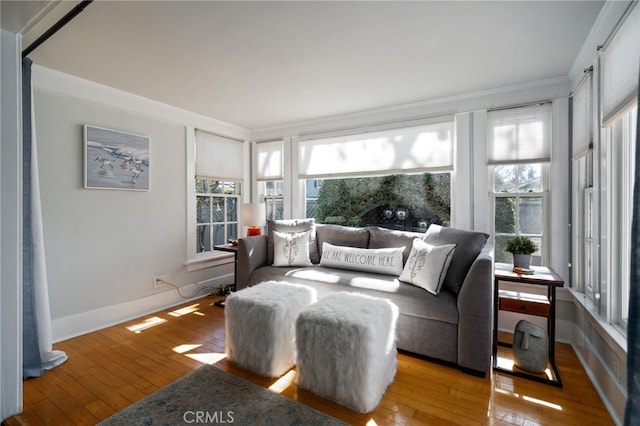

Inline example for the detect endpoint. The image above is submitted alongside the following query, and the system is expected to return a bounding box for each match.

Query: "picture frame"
[84,125,150,191]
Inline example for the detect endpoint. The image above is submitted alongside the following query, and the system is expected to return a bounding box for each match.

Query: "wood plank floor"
[3,296,614,426]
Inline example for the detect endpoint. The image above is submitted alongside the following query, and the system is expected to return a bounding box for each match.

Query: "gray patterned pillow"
[399,239,456,295]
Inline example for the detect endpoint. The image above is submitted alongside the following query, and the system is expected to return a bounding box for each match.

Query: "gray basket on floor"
[513,320,549,373]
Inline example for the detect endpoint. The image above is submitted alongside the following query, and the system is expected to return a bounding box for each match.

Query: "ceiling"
[20,1,604,130]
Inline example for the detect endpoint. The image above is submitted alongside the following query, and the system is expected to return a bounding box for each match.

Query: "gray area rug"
[98,364,347,425]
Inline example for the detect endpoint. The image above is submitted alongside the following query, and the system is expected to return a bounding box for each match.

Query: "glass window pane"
[518,164,542,192]
[227,223,238,241]
[305,173,450,232]
[494,234,513,264]
[225,182,238,195]
[495,197,516,233]
[227,197,237,222]
[211,197,224,222]
[212,224,225,246]
[530,236,543,266]
[519,197,543,234]
[494,165,517,192]
[266,199,284,221]
[196,196,210,223]
[196,225,210,253]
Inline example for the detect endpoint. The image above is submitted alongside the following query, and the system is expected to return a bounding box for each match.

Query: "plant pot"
[513,254,532,269]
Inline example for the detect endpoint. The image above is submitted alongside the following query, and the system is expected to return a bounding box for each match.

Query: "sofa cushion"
[319,242,404,276]
[316,224,369,260]
[249,265,459,325]
[399,239,456,295]
[272,230,313,267]
[267,219,319,265]
[368,226,425,265]
[423,225,489,294]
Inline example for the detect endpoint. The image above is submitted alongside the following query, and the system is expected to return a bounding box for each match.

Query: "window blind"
[487,103,552,164]
[298,121,454,178]
[571,70,593,159]
[195,130,244,181]
[600,2,639,125]
[256,140,283,181]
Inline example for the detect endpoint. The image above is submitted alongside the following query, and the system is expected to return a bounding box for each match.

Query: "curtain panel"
[22,58,68,377]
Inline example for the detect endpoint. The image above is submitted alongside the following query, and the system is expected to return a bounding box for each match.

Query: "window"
[187,128,246,262]
[195,180,240,253]
[605,105,636,332]
[262,180,284,221]
[305,173,450,231]
[492,164,547,265]
[487,102,552,265]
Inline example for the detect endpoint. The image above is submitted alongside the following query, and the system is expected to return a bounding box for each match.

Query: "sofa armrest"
[456,245,494,375]
[237,235,268,290]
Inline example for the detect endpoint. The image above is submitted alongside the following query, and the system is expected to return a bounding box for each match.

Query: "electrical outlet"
[153,275,167,289]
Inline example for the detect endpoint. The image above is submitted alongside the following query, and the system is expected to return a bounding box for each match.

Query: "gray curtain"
[624,66,640,425]
[22,57,67,378]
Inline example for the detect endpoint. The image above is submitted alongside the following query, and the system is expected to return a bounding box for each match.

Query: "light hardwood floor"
[3,296,614,425]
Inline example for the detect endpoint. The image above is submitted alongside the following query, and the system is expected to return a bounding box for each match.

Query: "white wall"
[32,65,250,341]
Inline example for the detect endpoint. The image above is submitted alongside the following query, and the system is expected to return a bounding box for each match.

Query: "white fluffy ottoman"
[225,281,317,377]
[295,292,398,413]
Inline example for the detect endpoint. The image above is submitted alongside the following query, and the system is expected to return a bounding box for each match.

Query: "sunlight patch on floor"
[494,387,563,411]
[268,370,296,393]
[186,352,227,365]
[126,316,167,333]
[366,419,379,426]
[169,304,201,317]
[173,343,202,354]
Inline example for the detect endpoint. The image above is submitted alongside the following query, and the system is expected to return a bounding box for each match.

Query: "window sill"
[185,251,234,272]
[568,288,627,355]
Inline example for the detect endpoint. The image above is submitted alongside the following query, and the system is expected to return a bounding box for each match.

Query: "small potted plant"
[505,236,537,269]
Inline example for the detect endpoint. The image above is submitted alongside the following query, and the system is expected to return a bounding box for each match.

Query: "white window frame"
[602,104,636,333]
[195,179,241,254]
[262,180,284,221]
[185,127,246,271]
[489,163,550,266]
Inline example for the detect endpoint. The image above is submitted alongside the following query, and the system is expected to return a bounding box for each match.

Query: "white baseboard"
[52,274,233,343]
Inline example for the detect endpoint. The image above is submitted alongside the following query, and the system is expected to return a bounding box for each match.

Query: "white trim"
[452,112,472,229]
[186,127,197,261]
[51,276,233,343]
[472,110,490,233]
[184,251,234,272]
[0,29,24,421]
[252,77,569,142]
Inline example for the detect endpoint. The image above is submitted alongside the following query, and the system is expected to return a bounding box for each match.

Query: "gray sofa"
[237,220,494,376]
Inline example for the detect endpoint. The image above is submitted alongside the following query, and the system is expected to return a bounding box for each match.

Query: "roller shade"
[195,130,244,181]
[256,140,283,181]
[600,3,639,125]
[572,71,593,159]
[487,103,552,164]
[298,121,454,178]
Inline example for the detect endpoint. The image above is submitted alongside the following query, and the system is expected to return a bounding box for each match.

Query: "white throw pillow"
[399,239,456,295]
[273,230,313,267]
[319,242,404,276]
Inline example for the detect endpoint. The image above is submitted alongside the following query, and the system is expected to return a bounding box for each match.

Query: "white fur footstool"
[295,292,398,413]
[225,281,317,377]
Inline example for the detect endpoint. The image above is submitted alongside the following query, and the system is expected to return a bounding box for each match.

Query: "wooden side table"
[213,244,238,307]
[493,262,565,387]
